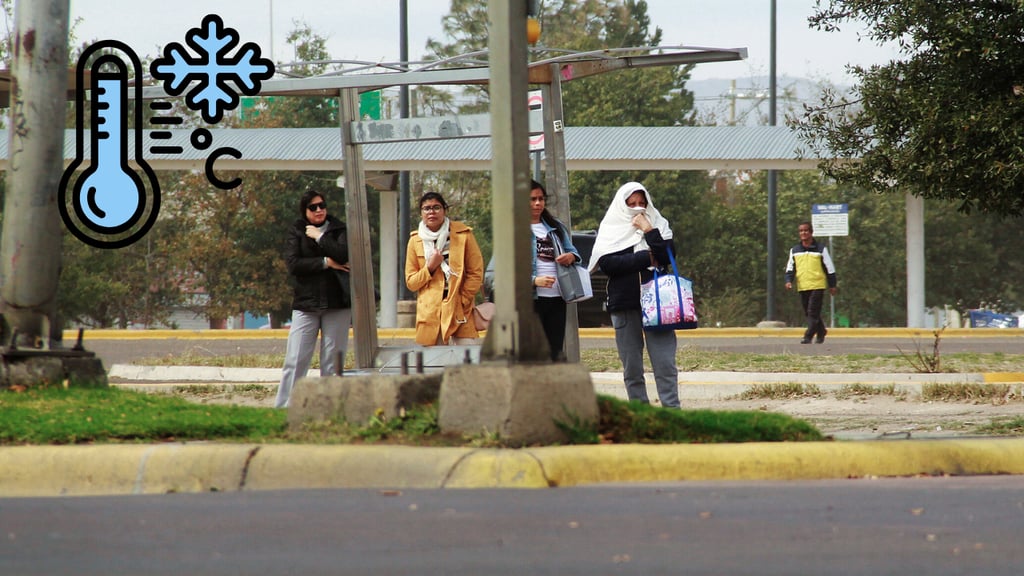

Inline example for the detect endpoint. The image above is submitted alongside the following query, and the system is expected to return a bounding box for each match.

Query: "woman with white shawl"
[591,181,680,408]
[405,192,484,346]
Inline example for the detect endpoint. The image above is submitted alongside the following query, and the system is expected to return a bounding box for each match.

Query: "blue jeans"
[610,309,679,408]
[275,308,352,409]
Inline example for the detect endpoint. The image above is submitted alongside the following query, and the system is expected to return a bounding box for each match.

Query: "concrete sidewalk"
[109,363,1024,400]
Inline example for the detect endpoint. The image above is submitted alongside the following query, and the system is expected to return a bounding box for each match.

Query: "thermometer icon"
[59,40,160,249]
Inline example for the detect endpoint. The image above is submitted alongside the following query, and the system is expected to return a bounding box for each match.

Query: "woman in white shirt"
[528,179,582,362]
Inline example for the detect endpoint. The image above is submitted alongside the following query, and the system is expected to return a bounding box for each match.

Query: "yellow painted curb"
[445,449,549,488]
[983,373,1024,383]
[529,440,1024,485]
[244,445,475,490]
[4,440,1024,497]
[0,444,257,497]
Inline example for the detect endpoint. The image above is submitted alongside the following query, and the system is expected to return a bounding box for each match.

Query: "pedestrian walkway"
[109,364,1024,401]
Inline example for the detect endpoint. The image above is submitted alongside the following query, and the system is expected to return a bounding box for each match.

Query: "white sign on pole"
[811,203,849,237]
[528,90,544,152]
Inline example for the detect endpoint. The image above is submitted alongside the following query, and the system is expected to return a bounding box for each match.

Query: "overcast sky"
[67,0,900,83]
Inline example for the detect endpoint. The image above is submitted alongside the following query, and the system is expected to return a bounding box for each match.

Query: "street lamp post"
[766,0,778,321]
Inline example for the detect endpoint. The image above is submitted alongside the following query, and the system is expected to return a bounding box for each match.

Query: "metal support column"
[398,0,412,300]
[542,68,580,362]
[765,0,778,321]
[339,88,379,368]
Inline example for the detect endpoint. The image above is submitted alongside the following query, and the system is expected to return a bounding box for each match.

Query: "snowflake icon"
[151,14,274,124]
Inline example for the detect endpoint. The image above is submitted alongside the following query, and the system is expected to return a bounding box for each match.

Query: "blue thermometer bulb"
[71,54,151,233]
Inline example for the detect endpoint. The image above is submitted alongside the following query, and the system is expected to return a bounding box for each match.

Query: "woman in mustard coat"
[404,192,484,346]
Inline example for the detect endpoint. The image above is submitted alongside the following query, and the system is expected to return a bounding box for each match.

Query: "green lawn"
[0,386,823,446]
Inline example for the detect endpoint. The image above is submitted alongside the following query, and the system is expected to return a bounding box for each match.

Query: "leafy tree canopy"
[426,0,703,235]
[795,0,1024,216]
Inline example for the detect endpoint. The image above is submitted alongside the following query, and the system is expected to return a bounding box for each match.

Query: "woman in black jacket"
[275,190,351,409]
[589,182,679,408]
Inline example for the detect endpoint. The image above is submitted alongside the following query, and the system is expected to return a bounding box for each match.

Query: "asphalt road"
[78,332,1024,368]
[3,477,1022,575]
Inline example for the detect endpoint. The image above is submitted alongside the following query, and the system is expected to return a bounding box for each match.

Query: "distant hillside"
[686,75,852,126]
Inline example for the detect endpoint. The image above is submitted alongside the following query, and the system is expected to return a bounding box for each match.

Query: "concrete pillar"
[1,0,71,348]
[905,192,925,328]
[378,190,398,327]
[480,0,548,362]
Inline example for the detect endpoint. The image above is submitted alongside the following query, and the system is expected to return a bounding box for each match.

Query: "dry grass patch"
[735,383,822,400]
[921,383,1021,403]
[834,383,906,400]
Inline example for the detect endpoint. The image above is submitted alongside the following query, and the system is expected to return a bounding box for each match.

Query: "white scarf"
[588,182,673,272]
[418,217,452,281]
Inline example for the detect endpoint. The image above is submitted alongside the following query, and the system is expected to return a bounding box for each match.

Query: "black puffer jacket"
[596,229,675,312]
[285,214,350,312]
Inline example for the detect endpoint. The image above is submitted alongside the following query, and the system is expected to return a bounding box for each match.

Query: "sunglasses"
[307,202,327,212]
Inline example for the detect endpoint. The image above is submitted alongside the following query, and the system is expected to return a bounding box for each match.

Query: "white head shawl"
[587,182,673,272]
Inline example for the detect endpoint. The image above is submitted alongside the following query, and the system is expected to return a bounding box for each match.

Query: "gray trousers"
[610,309,679,408]
[275,308,352,409]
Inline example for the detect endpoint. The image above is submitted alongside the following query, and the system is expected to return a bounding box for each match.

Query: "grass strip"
[0,388,823,446]
[0,387,286,445]
[594,396,824,443]
[976,417,1024,435]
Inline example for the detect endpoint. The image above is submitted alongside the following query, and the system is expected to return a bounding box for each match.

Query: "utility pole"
[398,0,412,300]
[765,0,778,321]
[0,0,105,388]
[480,0,548,362]
[2,0,70,348]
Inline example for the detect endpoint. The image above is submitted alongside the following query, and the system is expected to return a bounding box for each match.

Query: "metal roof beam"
[138,47,748,99]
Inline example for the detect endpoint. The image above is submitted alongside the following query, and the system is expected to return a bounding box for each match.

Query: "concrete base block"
[756,320,787,329]
[2,353,107,389]
[4,357,63,388]
[287,373,443,429]
[62,357,108,388]
[396,300,417,329]
[439,363,598,446]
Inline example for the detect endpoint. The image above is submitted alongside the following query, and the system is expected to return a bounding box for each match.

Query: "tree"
[58,223,183,328]
[924,203,1024,315]
[426,1,708,250]
[161,24,330,327]
[161,23,388,328]
[551,1,707,231]
[796,1,1024,216]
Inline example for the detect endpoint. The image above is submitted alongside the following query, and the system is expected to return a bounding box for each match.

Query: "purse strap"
[664,243,680,277]
[651,244,684,325]
[549,226,568,259]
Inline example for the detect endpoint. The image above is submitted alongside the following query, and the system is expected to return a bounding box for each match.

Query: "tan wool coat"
[404,220,484,346]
